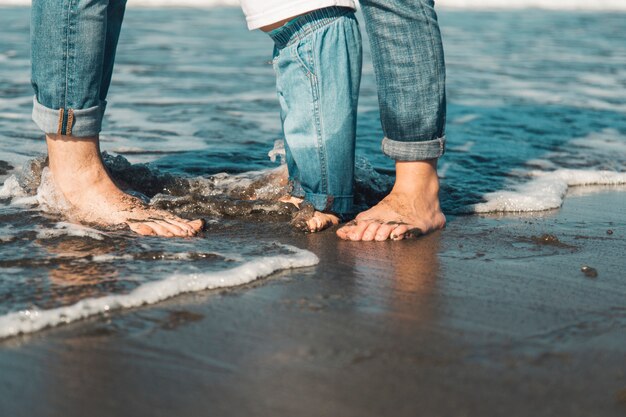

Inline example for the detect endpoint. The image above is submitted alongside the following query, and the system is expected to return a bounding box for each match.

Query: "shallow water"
[0,7,624,337]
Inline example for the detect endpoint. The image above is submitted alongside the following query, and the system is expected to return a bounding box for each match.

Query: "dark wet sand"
[1,188,625,417]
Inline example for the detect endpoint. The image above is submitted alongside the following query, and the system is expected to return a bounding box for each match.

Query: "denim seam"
[293,40,314,78]
[57,108,64,135]
[315,34,332,200]
[381,136,446,161]
[60,0,76,135]
[311,46,328,195]
[67,108,74,135]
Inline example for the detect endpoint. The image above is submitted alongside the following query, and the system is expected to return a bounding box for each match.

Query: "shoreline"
[1,188,624,416]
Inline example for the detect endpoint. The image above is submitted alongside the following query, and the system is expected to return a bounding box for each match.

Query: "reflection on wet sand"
[335,232,442,326]
[36,236,124,308]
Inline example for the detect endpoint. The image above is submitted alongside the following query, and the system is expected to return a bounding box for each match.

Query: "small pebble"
[607,229,613,235]
[581,265,598,278]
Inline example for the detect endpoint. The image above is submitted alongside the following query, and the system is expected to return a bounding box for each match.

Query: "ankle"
[46,134,102,171]
[391,159,441,195]
[46,134,116,193]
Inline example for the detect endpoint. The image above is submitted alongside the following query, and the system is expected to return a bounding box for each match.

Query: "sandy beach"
[1,188,624,416]
[1,4,625,416]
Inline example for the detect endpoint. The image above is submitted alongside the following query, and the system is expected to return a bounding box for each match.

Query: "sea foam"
[0,245,319,339]
[473,169,626,213]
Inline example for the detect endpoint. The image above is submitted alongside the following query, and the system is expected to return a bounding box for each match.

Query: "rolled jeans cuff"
[32,96,106,137]
[381,136,446,161]
[304,192,353,216]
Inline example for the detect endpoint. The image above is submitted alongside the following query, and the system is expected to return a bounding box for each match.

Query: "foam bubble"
[0,245,319,339]
[473,169,626,213]
[91,254,135,262]
[36,222,107,241]
[268,139,286,164]
[0,175,25,199]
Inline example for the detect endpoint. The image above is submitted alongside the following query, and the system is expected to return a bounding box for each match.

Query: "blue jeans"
[270,7,362,216]
[360,0,447,161]
[31,0,127,137]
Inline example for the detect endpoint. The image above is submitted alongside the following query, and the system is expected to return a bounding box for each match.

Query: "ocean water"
[0,6,624,338]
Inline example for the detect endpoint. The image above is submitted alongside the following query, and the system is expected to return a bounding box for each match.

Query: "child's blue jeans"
[269,7,362,216]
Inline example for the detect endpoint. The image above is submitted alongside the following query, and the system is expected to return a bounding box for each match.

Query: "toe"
[307,216,322,233]
[390,224,410,241]
[336,220,356,240]
[348,220,372,241]
[362,222,382,241]
[155,220,187,237]
[327,213,340,228]
[187,219,204,233]
[375,223,396,241]
[145,221,174,237]
[166,218,196,236]
[128,222,157,236]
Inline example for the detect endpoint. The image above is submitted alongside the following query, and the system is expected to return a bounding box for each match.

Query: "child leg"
[270,7,362,231]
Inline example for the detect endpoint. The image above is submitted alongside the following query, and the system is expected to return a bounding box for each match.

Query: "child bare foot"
[280,196,340,233]
[47,134,204,237]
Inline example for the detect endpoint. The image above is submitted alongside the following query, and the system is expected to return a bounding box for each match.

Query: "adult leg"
[337,0,446,241]
[31,0,202,236]
[270,8,362,232]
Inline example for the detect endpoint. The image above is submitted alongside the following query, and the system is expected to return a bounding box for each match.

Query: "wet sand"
[0,188,625,417]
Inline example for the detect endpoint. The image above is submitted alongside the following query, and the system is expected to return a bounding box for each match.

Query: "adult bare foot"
[337,160,445,241]
[280,196,340,233]
[46,134,204,237]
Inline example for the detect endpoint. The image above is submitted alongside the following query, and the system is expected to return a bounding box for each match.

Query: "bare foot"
[46,134,203,237]
[280,196,340,233]
[337,160,445,241]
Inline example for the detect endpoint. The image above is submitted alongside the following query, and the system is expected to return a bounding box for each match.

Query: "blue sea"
[0,6,624,337]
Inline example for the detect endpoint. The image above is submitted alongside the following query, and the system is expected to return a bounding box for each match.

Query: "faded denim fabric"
[31,0,127,137]
[360,0,447,161]
[270,7,362,215]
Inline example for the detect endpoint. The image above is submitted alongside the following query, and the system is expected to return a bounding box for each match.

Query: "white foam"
[0,245,318,339]
[569,128,626,154]
[36,222,107,241]
[268,139,286,164]
[188,165,289,201]
[91,254,135,262]
[0,175,25,199]
[473,169,626,213]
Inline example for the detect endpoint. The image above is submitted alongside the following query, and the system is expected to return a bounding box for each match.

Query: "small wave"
[472,169,626,213]
[0,175,25,199]
[0,245,318,339]
[36,222,107,241]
